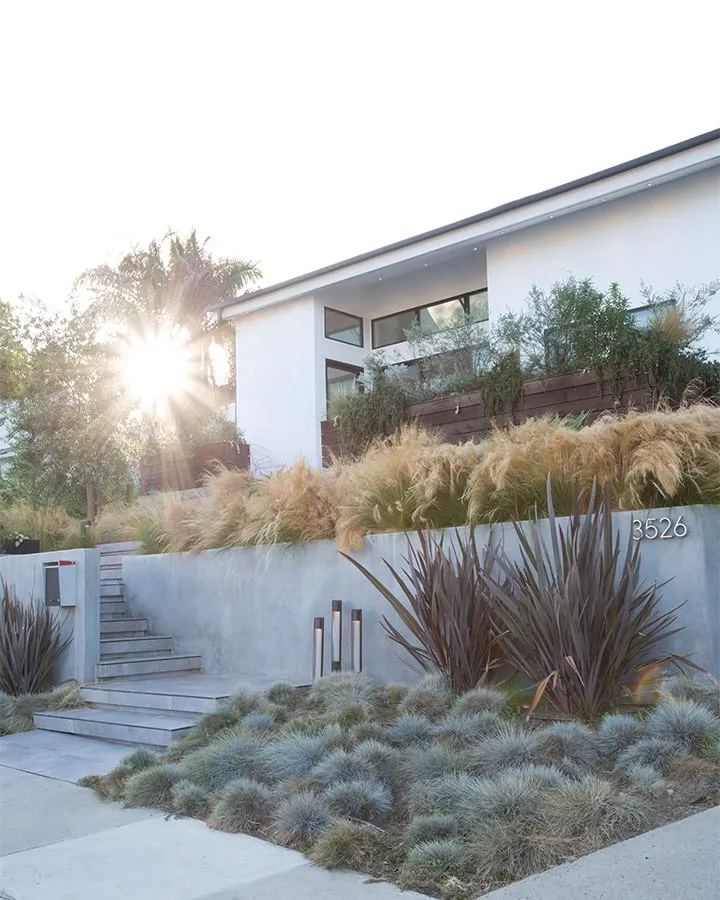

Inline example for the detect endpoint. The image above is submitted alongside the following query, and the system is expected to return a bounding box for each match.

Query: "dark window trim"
[325,359,363,405]
[371,288,488,349]
[324,306,364,347]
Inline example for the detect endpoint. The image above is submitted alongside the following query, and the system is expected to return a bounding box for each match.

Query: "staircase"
[34,543,209,748]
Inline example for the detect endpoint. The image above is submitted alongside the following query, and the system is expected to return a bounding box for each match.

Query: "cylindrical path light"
[312,616,325,683]
[351,608,363,673]
[331,600,342,672]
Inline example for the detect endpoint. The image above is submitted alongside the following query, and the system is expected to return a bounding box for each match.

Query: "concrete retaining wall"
[0,548,100,684]
[122,505,720,685]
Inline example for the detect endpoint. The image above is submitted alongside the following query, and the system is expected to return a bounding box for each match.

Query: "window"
[325,307,363,346]
[326,360,362,404]
[371,288,488,349]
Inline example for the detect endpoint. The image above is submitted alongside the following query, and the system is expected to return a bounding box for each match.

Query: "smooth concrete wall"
[0,548,100,684]
[486,167,720,356]
[122,505,720,686]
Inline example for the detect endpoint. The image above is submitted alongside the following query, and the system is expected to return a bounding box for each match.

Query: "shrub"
[481,478,693,718]
[334,704,367,728]
[266,682,298,706]
[408,773,482,818]
[309,673,381,714]
[661,676,720,716]
[596,712,646,758]
[386,714,435,746]
[0,580,71,695]
[240,712,276,732]
[209,777,278,834]
[171,779,211,817]
[624,764,666,797]
[432,711,504,748]
[534,722,599,767]
[310,820,393,870]
[180,731,268,791]
[401,745,470,782]
[324,777,391,823]
[262,731,337,782]
[310,748,376,787]
[119,747,159,774]
[617,738,686,775]
[0,684,85,735]
[453,687,508,716]
[546,775,650,839]
[398,687,453,722]
[468,725,540,775]
[341,529,501,692]
[124,764,182,808]
[352,740,403,787]
[456,766,567,827]
[404,813,460,845]
[272,791,333,848]
[407,838,471,867]
[645,700,720,755]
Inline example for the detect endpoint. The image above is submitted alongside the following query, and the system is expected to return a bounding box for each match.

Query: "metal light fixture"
[312,616,325,683]
[331,600,342,672]
[351,608,363,673]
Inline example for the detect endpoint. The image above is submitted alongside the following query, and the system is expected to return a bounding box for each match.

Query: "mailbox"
[43,560,77,607]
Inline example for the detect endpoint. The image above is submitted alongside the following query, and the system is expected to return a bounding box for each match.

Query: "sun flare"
[122,330,192,413]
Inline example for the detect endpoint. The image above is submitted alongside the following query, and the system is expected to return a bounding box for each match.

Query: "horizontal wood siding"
[140,442,251,493]
[321,371,652,464]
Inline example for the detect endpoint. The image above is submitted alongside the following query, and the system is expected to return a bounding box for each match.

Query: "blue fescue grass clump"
[310,748,377,786]
[401,744,470,782]
[534,722,599,767]
[645,700,720,755]
[455,766,568,827]
[309,821,393,870]
[407,838,471,867]
[468,724,541,775]
[171,779,211,817]
[408,773,482,817]
[596,713,646,758]
[545,775,650,838]
[266,682,298,706]
[308,673,382,713]
[262,730,341,782]
[386,714,435,746]
[398,675,454,721]
[432,711,504,747]
[324,777,391,823]
[453,687,509,716]
[617,737,686,775]
[240,712,276,731]
[118,747,159,773]
[404,813,460,845]
[209,777,278,833]
[660,676,720,716]
[624,764,666,796]
[124,764,182,808]
[222,690,261,718]
[180,730,269,791]
[273,791,333,848]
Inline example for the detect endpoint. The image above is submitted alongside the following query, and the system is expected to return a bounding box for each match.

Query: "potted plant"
[2,533,41,555]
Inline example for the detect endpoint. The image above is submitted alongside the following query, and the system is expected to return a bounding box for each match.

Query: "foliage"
[329,356,408,458]
[545,775,649,838]
[404,813,460,846]
[596,712,647,758]
[171,779,211,817]
[453,687,508,716]
[272,791,333,848]
[0,502,83,551]
[481,478,694,718]
[124,765,182,808]
[179,731,269,791]
[119,747,159,773]
[534,722,599,767]
[645,700,720,755]
[432,711,504,749]
[0,683,84,734]
[386,714,435,746]
[0,298,27,402]
[209,777,278,833]
[0,580,72,695]
[616,738,687,775]
[342,529,501,692]
[401,745,470,782]
[309,820,393,870]
[323,777,391,823]
[310,748,376,787]
[262,731,337,782]
[467,725,541,776]
[660,676,720,716]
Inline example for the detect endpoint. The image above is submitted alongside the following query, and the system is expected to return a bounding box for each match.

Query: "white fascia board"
[221,139,719,320]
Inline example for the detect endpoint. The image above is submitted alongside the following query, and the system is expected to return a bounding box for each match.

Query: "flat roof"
[213,128,720,312]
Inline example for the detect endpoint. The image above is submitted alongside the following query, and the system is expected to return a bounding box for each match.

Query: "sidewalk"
[1,731,718,900]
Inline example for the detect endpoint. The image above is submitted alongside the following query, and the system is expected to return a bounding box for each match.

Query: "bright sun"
[122,330,192,413]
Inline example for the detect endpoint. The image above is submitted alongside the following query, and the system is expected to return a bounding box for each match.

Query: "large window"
[325,307,363,346]
[371,289,488,349]
[326,360,362,405]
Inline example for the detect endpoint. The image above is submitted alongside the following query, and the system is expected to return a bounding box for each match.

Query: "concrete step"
[99,581,124,598]
[100,618,149,637]
[96,540,143,554]
[80,679,230,714]
[33,707,199,747]
[100,636,173,659]
[100,599,128,618]
[95,655,203,680]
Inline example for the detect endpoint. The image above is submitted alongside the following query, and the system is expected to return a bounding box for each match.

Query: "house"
[215,130,720,470]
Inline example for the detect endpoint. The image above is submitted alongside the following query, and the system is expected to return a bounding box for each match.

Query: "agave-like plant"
[0,579,71,695]
[481,477,698,719]
[341,529,502,692]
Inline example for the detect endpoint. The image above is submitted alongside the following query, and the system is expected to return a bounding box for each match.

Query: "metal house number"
[631,515,687,541]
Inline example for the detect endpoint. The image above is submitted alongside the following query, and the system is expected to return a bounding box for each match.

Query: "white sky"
[1,0,717,308]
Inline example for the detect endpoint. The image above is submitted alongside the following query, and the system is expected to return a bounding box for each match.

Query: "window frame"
[324,306,364,347]
[371,288,488,349]
[325,358,363,405]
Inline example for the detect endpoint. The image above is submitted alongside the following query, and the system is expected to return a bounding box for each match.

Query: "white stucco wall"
[234,296,320,472]
[486,167,720,354]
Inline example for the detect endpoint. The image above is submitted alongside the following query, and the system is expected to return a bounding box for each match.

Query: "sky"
[1,0,717,309]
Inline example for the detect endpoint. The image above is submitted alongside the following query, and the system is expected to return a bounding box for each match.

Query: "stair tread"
[100,635,171,643]
[98,653,199,663]
[35,707,199,729]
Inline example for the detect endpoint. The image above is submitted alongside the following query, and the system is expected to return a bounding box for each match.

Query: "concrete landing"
[0,730,137,782]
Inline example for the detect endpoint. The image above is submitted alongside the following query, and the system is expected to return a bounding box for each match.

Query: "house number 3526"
[631,516,687,541]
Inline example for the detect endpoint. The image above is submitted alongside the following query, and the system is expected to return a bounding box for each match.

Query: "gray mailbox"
[43,560,77,607]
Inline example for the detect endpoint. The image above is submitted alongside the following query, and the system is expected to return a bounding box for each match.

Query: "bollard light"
[351,608,363,673]
[312,616,325,683]
[331,600,342,672]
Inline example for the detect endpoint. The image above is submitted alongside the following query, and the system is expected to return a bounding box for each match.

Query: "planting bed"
[79,673,720,899]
